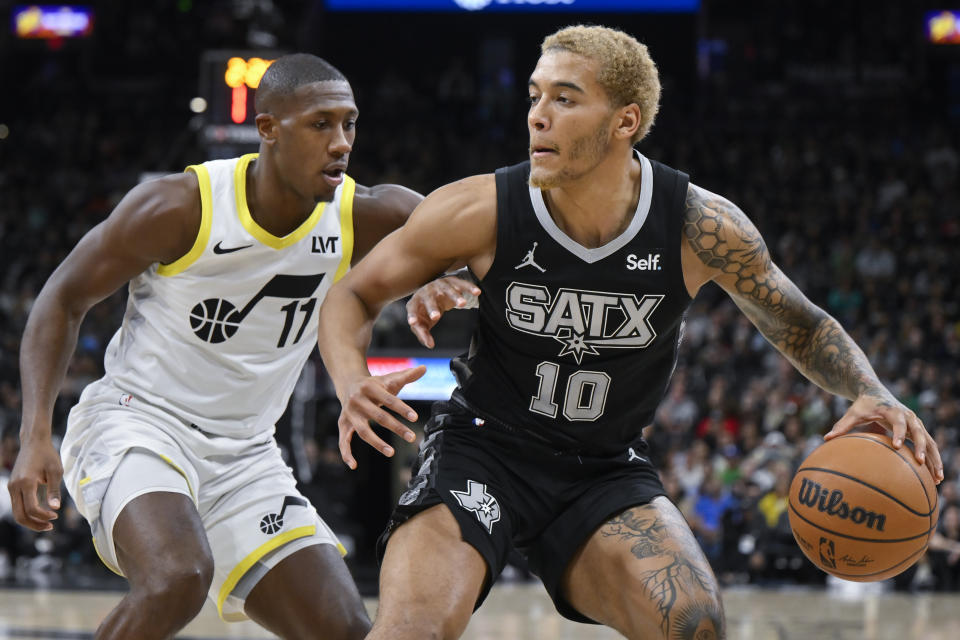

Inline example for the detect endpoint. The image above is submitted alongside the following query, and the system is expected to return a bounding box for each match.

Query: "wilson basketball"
[788,431,938,581]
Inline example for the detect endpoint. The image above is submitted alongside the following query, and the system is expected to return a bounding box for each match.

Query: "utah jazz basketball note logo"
[259,496,309,535]
[189,273,324,346]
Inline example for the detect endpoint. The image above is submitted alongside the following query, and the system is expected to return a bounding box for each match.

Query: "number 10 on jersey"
[529,361,611,422]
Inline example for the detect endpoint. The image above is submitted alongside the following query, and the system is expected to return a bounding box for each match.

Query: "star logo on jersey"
[557,332,600,361]
[450,480,501,533]
[505,283,664,363]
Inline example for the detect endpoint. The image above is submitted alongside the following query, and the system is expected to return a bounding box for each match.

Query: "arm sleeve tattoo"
[682,183,893,404]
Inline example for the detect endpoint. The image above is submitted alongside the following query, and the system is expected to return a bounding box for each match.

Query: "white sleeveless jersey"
[99,153,354,438]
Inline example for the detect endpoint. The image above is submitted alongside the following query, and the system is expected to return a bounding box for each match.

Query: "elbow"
[30,282,89,328]
[319,279,376,328]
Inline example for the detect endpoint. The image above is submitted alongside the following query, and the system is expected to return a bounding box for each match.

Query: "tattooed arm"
[680,183,943,483]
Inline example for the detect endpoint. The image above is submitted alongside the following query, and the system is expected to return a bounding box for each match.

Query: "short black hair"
[255,53,348,114]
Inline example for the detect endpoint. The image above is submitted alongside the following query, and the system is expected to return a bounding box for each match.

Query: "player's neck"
[245,157,317,237]
[541,150,642,249]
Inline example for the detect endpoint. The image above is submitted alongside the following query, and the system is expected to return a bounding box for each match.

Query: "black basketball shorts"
[377,398,667,624]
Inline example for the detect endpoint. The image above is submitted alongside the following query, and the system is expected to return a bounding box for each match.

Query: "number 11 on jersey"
[529,361,611,422]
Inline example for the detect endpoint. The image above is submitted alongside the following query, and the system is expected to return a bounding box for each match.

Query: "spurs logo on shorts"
[259,496,308,534]
[189,273,325,345]
[450,480,501,533]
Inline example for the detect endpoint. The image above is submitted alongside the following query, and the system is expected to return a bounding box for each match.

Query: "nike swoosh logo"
[213,241,254,254]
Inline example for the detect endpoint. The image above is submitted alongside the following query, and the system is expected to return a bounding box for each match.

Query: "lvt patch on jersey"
[451,480,501,533]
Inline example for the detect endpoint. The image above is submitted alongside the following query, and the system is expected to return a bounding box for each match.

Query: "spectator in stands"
[930,503,960,591]
[691,473,738,567]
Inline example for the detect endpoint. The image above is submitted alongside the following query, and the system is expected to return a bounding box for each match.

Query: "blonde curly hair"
[541,25,661,143]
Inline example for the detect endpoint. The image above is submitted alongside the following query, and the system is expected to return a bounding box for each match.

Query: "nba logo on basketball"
[818,537,836,569]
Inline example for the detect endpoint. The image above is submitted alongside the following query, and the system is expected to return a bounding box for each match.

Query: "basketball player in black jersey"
[318,26,944,640]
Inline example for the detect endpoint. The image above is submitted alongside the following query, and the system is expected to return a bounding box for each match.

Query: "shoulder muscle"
[400,174,497,267]
[109,171,202,264]
[681,182,771,294]
[43,171,201,311]
[338,174,497,304]
[351,183,423,263]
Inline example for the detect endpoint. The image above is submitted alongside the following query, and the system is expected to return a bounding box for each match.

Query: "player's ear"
[613,103,641,141]
[255,113,278,145]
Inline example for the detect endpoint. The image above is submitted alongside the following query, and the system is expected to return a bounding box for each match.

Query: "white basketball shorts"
[61,380,345,622]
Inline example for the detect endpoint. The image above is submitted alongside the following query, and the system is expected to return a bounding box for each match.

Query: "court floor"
[1,583,959,639]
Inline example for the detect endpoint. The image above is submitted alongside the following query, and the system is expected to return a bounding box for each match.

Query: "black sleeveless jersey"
[451,153,692,456]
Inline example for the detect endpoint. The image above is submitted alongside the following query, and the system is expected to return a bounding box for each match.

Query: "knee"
[338,608,372,640]
[135,556,214,620]
[371,607,471,640]
[622,586,725,640]
[669,592,725,640]
[300,605,370,640]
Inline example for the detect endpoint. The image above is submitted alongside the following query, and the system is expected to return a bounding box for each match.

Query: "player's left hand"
[825,394,944,484]
[406,275,481,348]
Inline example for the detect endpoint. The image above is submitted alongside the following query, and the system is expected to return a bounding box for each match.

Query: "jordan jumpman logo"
[515,241,546,272]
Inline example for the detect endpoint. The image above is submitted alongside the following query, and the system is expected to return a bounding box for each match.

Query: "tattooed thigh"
[564,497,725,640]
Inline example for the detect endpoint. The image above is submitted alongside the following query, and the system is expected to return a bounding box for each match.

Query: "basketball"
[788,431,939,582]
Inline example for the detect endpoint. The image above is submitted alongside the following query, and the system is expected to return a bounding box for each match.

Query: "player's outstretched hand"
[337,365,427,470]
[406,275,481,348]
[825,394,944,484]
[8,436,63,531]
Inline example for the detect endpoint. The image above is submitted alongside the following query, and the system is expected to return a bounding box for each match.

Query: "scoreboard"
[199,50,282,149]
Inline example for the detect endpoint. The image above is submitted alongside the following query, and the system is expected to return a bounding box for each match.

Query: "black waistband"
[440,392,645,458]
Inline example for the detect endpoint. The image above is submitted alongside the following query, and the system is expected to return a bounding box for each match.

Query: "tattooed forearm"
[793,316,894,402]
[683,184,890,402]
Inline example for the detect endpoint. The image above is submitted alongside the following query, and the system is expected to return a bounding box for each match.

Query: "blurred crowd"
[2,1,959,592]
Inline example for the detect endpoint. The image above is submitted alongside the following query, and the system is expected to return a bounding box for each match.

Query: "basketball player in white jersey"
[8,54,449,639]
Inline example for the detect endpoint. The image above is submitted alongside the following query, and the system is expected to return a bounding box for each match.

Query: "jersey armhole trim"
[478,166,512,285]
[157,164,213,277]
[333,175,356,282]
[216,524,317,620]
[670,171,694,305]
